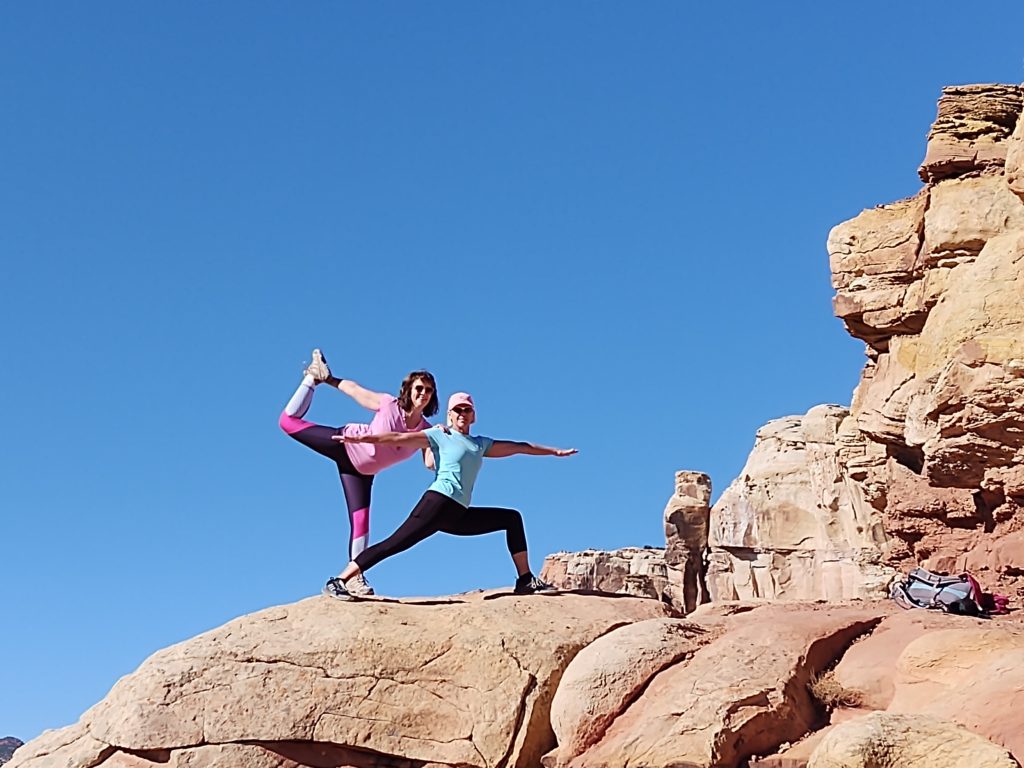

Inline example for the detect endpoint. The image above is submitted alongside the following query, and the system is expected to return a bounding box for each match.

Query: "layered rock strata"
[827,83,1024,595]
[540,547,673,604]
[708,83,1024,602]
[708,405,894,602]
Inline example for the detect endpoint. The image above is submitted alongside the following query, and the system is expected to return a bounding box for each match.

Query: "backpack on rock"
[890,568,984,614]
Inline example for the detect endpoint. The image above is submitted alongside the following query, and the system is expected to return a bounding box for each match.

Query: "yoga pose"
[279,349,438,596]
[322,391,577,600]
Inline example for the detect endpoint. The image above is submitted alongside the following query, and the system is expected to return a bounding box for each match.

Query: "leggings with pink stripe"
[280,411,373,561]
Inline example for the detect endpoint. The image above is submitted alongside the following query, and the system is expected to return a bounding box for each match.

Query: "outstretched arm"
[332,431,431,448]
[485,441,578,459]
[328,376,388,412]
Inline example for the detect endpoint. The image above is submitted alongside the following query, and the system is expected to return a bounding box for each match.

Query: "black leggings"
[280,414,374,560]
[355,490,527,572]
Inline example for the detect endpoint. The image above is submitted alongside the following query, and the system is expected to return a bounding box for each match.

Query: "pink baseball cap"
[447,392,475,411]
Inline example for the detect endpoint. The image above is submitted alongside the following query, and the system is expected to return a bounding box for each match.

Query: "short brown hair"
[397,370,439,417]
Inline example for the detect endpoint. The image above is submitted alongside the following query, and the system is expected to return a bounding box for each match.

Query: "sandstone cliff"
[828,83,1024,594]
[684,84,1024,604]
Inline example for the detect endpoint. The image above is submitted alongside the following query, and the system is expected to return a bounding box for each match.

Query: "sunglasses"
[451,405,474,414]
[413,385,434,394]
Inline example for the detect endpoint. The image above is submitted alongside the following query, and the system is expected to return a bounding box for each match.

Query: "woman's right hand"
[332,434,373,444]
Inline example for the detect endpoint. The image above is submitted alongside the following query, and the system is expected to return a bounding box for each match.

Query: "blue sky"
[3,1,1023,743]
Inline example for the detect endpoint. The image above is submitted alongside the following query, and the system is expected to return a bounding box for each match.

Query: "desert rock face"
[712,83,1024,603]
[826,83,1024,596]
[708,405,893,602]
[919,84,1022,184]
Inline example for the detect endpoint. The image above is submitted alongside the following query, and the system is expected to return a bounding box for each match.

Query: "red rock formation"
[829,84,1024,600]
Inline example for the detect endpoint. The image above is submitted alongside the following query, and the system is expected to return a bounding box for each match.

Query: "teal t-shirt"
[425,428,495,507]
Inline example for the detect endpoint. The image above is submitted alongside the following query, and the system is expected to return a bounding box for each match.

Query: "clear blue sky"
[3,1,1023,743]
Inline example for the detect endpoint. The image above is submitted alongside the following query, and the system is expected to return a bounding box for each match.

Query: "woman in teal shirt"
[324,391,576,599]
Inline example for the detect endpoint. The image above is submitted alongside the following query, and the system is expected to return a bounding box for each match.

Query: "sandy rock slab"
[558,604,885,768]
[807,712,1020,768]
[9,592,669,768]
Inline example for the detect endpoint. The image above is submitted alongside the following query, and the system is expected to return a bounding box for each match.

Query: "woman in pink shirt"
[279,349,438,596]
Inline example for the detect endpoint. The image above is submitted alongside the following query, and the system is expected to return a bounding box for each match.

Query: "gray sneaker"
[305,348,332,384]
[345,572,375,596]
[322,576,352,601]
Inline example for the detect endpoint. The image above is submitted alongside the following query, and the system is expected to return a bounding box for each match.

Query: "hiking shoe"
[514,575,556,595]
[345,573,375,597]
[322,576,353,601]
[305,348,332,383]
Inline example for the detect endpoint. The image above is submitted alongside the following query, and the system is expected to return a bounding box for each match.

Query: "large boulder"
[8,592,670,768]
[560,604,884,768]
[807,712,1020,768]
[545,618,717,766]
[725,83,1024,603]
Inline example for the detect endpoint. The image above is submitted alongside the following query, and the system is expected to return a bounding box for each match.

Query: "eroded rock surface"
[540,547,672,603]
[829,85,1024,597]
[545,618,718,766]
[560,605,883,768]
[722,83,1024,603]
[807,712,1020,768]
[8,592,669,768]
[708,405,893,602]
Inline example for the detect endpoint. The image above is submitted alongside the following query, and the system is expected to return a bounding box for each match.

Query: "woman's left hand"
[553,448,578,457]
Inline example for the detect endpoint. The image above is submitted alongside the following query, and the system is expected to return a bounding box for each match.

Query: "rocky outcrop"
[540,470,712,613]
[0,739,22,766]
[887,627,1024,759]
[827,84,1024,596]
[708,405,894,602]
[7,593,670,768]
[919,84,1022,184]
[663,471,712,613]
[713,84,1024,603]
[540,547,673,602]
